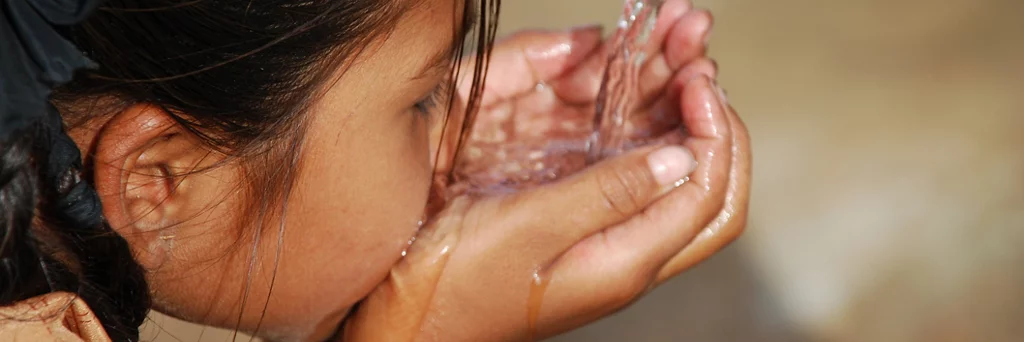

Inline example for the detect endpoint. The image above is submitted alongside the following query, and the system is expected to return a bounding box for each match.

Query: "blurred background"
[142,0,1024,341]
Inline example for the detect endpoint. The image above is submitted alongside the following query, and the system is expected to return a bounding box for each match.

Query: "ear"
[91,104,213,270]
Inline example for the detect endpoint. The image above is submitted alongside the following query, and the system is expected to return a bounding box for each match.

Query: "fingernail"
[711,79,728,106]
[647,146,697,186]
[701,11,714,50]
[702,29,712,51]
[570,23,604,34]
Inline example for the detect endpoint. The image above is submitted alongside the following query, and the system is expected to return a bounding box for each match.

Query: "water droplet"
[527,269,553,340]
[674,176,690,188]
[467,147,483,159]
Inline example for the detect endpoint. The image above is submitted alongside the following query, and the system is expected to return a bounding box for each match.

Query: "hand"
[432,0,717,189]
[345,1,750,341]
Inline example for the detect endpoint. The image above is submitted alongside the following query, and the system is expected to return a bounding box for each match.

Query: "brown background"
[142,0,1024,341]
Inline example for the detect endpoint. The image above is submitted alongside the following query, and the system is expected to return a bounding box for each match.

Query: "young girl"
[0,0,750,341]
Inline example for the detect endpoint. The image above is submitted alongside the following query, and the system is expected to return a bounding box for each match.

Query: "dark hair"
[1,0,499,340]
[0,121,150,341]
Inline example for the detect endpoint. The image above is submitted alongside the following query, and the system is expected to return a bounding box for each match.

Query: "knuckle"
[703,202,748,250]
[595,165,652,218]
[608,268,653,308]
[721,209,748,242]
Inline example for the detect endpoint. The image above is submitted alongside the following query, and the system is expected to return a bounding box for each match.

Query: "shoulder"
[0,292,112,342]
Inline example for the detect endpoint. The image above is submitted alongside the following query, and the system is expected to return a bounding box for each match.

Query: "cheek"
[262,109,433,334]
[430,98,465,171]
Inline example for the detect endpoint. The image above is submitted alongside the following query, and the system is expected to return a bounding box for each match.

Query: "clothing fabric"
[0,292,112,341]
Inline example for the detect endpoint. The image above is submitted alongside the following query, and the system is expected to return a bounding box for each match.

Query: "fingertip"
[520,25,605,80]
[675,58,718,82]
[647,146,698,187]
[567,24,604,46]
[659,0,694,24]
[705,9,716,30]
[646,0,692,55]
[681,75,729,139]
[569,24,605,38]
[711,77,729,108]
[638,54,672,103]
[666,58,717,102]
[664,10,712,69]
[567,24,605,58]
[701,10,715,50]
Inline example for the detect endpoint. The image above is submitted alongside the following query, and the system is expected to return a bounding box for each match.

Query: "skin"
[65,0,749,341]
[346,1,750,341]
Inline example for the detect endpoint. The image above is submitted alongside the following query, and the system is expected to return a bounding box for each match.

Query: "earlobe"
[90,104,193,270]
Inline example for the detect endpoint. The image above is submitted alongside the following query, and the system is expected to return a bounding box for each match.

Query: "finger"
[677,57,718,82]
[550,75,733,290]
[617,74,734,271]
[547,0,693,105]
[663,9,713,70]
[497,143,697,257]
[656,82,751,283]
[627,57,717,137]
[641,0,695,58]
[637,57,717,114]
[457,26,605,107]
[531,76,734,328]
[638,10,713,107]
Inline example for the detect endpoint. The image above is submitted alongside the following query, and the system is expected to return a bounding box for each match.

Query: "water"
[440,0,665,201]
[588,0,663,163]
[526,0,663,338]
[425,1,668,338]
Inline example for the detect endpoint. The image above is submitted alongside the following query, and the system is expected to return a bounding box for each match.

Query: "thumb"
[504,145,697,254]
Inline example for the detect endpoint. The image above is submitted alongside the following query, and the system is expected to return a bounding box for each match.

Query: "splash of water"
[587,0,663,163]
[526,1,665,339]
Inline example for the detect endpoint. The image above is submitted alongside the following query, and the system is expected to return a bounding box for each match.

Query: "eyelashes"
[413,80,451,118]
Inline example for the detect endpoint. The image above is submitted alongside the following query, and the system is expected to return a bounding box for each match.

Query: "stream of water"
[527,1,664,339]
[587,0,663,163]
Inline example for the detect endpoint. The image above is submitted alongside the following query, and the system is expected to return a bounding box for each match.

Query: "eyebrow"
[416,1,480,79]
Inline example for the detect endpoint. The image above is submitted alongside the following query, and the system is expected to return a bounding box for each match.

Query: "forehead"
[320,0,460,97]
[404,0,475,37]
[389,0,471,73]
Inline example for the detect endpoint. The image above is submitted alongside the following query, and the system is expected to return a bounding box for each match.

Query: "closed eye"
[413,81,450,118]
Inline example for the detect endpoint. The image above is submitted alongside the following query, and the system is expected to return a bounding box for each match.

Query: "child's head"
[4,0,497,340]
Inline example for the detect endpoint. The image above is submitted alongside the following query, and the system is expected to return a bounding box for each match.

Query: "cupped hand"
[345,1,750,341]
[433,0,716,190]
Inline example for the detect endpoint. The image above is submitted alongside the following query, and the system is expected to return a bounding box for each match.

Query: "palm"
[442,20,706,196]
[344,3,740,341]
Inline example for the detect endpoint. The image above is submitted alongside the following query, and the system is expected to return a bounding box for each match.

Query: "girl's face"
[133,0,469,339]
